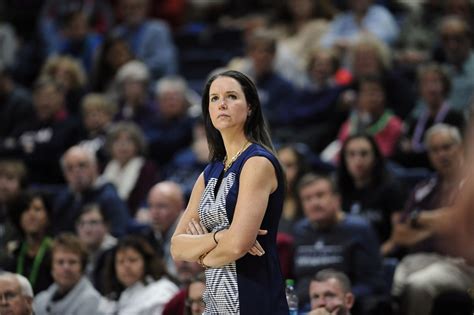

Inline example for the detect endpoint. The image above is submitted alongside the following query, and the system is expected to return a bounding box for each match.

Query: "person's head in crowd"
[0,272,34,315]
[417,63,451,111]
[75,203,111,252]
[10,190,52,239]
[355,75,387,124]
[307,47,341,87]
[350,35,391,78]
[444,0,473,22]
[424,123,464,177]
[41,55,87,92]
[105,121,147,166]
[116,60,150,107]
[0,160,27,205]
[154,75,191,120]
[348,0,373,15]
[81,93,117,135]
[119,0,150,27]
[439,15,472,67]
[298,173,342,229]
[246,28,277,78]
[338,134,385,194]
[103,235,169,297]
[173,260,203,287]
[60,10,90,42]
[185,272,206,315]
[277,144,310,192]
[191,118,210,164]
[309,269,354,315]
[201,70,275,162]
[147,181,184,234]
[61,146,99,193]
[279,0,336,25]
[50,233,88,294]
[32,77,66,121]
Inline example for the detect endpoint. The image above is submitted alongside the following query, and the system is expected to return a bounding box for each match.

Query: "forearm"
[170,232,217,262]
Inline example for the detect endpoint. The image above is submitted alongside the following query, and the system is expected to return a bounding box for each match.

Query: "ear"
[344,292,355,309]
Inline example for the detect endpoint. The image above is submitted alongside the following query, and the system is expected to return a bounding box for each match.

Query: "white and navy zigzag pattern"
[199,173,240,314]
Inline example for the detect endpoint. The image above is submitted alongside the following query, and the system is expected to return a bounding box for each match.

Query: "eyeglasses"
[0,290,20,302]
[185,297,205,308]
[64,161,90,172]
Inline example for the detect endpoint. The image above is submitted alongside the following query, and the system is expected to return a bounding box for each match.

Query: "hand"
[186,219,208,235]
[390,222,432,246]
[247,229,267,256]
[308,306,341,315]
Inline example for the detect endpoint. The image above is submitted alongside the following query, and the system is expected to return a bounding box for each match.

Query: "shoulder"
[342,214,373,230]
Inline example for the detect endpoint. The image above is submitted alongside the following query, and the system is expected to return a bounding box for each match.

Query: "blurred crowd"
[1,0,474,314]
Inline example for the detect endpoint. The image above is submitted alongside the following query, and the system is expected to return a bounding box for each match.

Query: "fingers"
[248,241,265,256]
[187,219,206,235]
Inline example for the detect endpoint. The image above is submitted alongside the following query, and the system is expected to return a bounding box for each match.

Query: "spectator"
[135,181,184,277]
[185,272,206,315]
[77,93,117,167]
[102,121,159,216]
[33,233,101,315]
[384,124,465,256]
[0,160,28,263]
[337,134,406,244]
[293,173,384,310]
[0,66,34,140]
[101,235,179,314]
[0,77,81,184]
[52,145,130,237]
[439,15,474,112]
[0,272,34,315]
[90,36,134,93]
[148,75,195,166]
[308,269,355,315]
[2,190,54,294]
[39,55,87,116]
[113,0,177,80]
[394,63,465,169]
[75,203,117,288]
[320,0,400,50]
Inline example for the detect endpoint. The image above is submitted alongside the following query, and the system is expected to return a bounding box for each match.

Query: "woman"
[102,235,179,314]
[171,70,289,314]
[4,190,54,294]
[337,134,406,244]
[102,121,159,216]
[185,272,206,315]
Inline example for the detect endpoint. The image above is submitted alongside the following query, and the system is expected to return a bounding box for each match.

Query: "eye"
[210,95,218,102]
[228,94,237,100]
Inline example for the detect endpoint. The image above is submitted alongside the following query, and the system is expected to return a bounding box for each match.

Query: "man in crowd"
[0,272,34,315]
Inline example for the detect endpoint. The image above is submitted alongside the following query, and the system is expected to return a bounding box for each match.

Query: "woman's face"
[278,147,299,186]
[20,197,49,235]
[357,81,385,115]
[0,173,21,203]
[76,209,107,249]
[116,247,145,287]
[344,138,375,182]
[112,132,138,164]
[208,76,250,134]
[353,46,381,77]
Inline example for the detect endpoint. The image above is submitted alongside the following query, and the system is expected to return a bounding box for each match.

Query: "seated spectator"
[323,76,403,162]
[438,15,474,112]
[164,118,209,201]
[308,269,355,315]
[337,134,406,244]
[102,121,159,216]
[75,203,117,289]
[90,36,134,93]
[3,190,54,294]
[112,0,177,80]
[101,235,179,314]
[39,55,87,116]
[77,93,117,167]
[0,160,28,263]
[293,173,384,309]
[0,272,34,315]
[33,233,101,315]
[148,75,195,166]
[52,145,130,237]
[320,0,399,51]
[0,66,34,140]
[185,272,206,315]
[0,77,81,184]
[135,181,184,277]
[383,124,465,256]
[394,63,465,169]
[276,144,310,235]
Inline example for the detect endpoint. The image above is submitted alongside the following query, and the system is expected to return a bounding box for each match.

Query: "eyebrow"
[209,90,239,96]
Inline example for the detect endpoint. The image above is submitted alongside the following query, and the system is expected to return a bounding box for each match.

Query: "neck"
[354,177,371,189]
[223,135,250,161]
[26,233,45,255]
[427,101,443,116]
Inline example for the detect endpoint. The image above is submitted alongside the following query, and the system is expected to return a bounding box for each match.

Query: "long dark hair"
[102,235,173,299]
[201,70,275,162]
[337,133,387,197]
[10,189,53,237]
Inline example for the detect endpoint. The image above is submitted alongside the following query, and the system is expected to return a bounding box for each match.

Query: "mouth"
[217,114,230,119]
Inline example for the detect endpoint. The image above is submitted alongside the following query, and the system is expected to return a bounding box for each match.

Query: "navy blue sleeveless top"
[198,143,289,314]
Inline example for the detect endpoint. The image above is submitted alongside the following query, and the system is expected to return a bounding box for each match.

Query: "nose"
[218,99,227,110]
